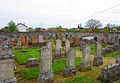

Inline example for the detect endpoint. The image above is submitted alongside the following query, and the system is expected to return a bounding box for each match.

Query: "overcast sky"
[0,0,120,28]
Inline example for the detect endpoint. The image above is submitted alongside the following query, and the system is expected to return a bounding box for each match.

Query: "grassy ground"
[15,57,82,81]
[103,50,120,57]
[13,48,40,65]
[13,46,120,83]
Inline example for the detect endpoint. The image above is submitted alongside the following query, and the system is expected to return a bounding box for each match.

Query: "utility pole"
[41,22,42,28]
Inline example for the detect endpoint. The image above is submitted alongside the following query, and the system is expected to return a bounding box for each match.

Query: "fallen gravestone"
[98,63,120,83]
[26,58,38,67]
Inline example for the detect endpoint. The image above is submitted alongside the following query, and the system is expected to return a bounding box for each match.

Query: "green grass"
[19,67,39,80]
[53,57,82,74]
[90,44,95,55]
[76,47,80,51]
[103,50,120,57]
[13,48,40,65]
[63,76,94,83]
[90,44,108,55]
[18,57,82,80]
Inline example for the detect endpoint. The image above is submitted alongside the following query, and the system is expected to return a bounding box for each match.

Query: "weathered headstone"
[39,46,54,83]
[26,58,38,67]
[65,39,70,55]
[80,43,91,71]
[98,63,120,83]
[0,42,16,83]
[64,45,76,76]
[39,34,43,47]
[54,39,62,58]
[17,37,21,49]
[114,35,119,46]
[93,42,103,66]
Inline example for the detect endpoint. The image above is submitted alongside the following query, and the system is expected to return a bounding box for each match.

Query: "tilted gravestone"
[93,42,103,67]
[54,39,62,59]
[64,45,76,76]
[80,43,91,71]
[39,46,54,83]
[65,39,70,55]
[0,41,16,83]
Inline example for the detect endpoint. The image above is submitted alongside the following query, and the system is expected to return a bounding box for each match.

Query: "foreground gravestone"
[0,42,16,83]
[98,63,120,83]
[93,42,103,66]
[64,44,76,76]
[39,46,54,83]
[80,43,91,71]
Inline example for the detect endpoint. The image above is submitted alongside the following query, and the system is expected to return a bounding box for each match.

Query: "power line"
[48,3,120,27]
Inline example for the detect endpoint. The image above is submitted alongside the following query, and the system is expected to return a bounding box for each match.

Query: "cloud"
[0,0,120,28]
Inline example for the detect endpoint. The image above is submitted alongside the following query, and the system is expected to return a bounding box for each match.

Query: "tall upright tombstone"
[93,42,103,66]
[64,43,76,76]
[54,39,62,58]
[39,34,43,47]
[80,42,91,71]
[17,37,21,49]
[114,35,119,46]
[65,39,70,55]
[0,41,16,83]
[39,44,54,83]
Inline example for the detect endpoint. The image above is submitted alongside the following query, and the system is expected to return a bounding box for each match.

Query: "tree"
[7,20,18,32]
[85,19,102,28]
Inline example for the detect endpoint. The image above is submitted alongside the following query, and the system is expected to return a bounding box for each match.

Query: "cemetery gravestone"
[39,46,54,83]
[80,43,91,71]
[114,35,119,46]
[93,42,103,66]
[17,37,21,49]
[0,41,16,83]
[65,39,70,55]
[98,63,120,83]
[64,45,76,76]
[54,39,62,59]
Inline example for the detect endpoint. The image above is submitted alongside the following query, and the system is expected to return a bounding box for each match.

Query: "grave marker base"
[93,57,103,67]
[79,64,91,71]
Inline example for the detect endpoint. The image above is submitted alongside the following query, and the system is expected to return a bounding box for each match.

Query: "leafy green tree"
[7,20,18,32]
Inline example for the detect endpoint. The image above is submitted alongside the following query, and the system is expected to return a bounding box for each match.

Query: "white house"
[16,23,28,32]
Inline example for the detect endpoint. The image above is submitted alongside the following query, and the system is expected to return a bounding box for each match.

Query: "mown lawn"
[13,48,40,65]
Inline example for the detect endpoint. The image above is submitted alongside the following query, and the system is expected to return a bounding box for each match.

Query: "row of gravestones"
[0,40,16,83]
[39,40,103,83]
[0,38,103,83]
